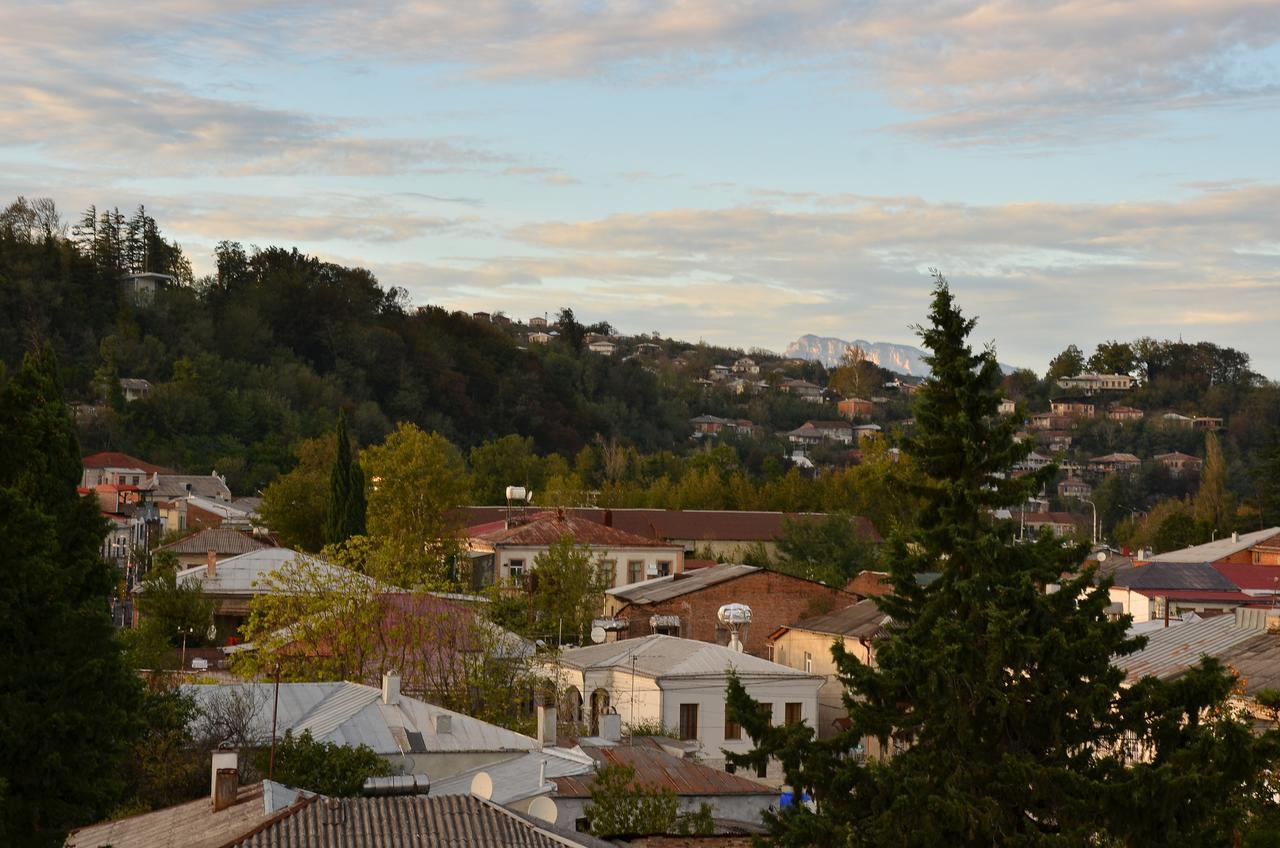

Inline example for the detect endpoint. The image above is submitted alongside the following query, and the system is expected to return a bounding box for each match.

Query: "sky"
[2,1,1279,376]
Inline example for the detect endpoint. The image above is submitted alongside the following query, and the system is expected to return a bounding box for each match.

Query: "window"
[804,651,813,673]
[598,560,616,588]
[756,758,768,779]
[724,705,741,740]
[656,560,672,576]
[757,703,772,727]
[679,703,699,741]
[627,560,644,584]
[785,702,803,726]
[507,559,525,584]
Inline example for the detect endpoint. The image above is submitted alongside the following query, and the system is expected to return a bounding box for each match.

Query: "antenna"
[717,604,752,652]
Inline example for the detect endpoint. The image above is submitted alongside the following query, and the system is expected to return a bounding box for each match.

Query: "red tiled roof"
[552,741,775,798]
[1212,563,1280,592]
[81,451,174,474]
[470,512,680,549]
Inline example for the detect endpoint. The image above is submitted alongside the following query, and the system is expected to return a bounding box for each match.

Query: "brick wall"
[614,571,857,657]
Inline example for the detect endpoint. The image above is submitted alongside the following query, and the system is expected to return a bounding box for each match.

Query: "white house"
[545,635,823,781]
[588,340,616,356]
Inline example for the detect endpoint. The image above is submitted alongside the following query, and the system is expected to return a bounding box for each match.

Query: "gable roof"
[555,635,822,681]
[470,512,680,549]
[1116,608,1271,684]
[777,599,887,639]
[606,563,761,605]
[81,451,174,474]
[1212,563,1280,592]
[167,547,365,596]
[431,747,597,804]
[1145,528,1280,564]
[181,681,538,756]
[151,473,233,500]
[552,741,776,799]
[1111,561,1241,592]
[157,527,269,557]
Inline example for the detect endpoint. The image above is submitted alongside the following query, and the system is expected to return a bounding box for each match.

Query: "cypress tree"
[324,410,366,546]
[727,276,1275,846]
[0,345,142,846]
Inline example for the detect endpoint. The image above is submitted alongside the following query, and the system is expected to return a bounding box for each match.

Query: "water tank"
[505,486,528,503]
[717,603,752,626]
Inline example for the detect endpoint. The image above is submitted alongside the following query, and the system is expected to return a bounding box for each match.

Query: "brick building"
[599,564,858,657]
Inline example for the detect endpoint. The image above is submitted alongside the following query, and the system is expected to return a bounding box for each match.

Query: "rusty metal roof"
[1116,610,1268,684]
[471,512,680,549]
[158,527,269,556]
[552,741,776,799]
[779,599,887,639]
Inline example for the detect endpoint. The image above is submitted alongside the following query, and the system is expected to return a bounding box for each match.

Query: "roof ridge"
[292,683,380,740]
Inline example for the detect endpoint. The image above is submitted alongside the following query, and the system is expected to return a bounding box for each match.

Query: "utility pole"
[268,662,282,780]
[1082,499,1098,546]
[178,626,193,670]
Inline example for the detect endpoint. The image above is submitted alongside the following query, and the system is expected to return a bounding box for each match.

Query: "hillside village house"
[465,510,685,589]
[732,356,760,375]
[997,398,1017,416]
[1040,430,1073,452]
[1107,562,1258,623]
[786,420,854,447]
[1088,452,1141,475]
[119,270,174,305]
[154,526,270,569]
[528,315,548,328]
[599,563,859,655]
[528,331,553,344]
[838,397,876,419]
[1056,373,1135,393]
[1155,451,1203,476]
[81,450,174,488]
[779,378,824,402]
[766,600,886,740]
[1058,477,1092,499]
[1049,397,1096,417]
[689,414,757,439]
[1107,405,1145,422]
[1029,413,1075,431]
[1161,412,1225,430]
[587,339,616,355]
[546,635,822,780]
[1137,527,1280,566]
[118,377,153,402]
[1019,511,1088,539]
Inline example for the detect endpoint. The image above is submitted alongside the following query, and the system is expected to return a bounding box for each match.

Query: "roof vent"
[362,774,431,797]
[435,714,452,734]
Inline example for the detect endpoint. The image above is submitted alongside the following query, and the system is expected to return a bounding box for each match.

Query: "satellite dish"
[1096,551,1108,562]
[470,772,493,800]
[590,626,606,644]
[527,796,558,824]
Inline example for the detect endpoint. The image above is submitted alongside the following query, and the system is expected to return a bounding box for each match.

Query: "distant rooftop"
[470,510,679,549]
[1145,527,1280,564]
[606,563,761,605]
[777,599,887,640]
[555,634,822,680]
[157,526,268,556]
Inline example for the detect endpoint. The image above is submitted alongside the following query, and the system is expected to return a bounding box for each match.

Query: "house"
[118,377,153,402]
[183,675,539,780]
[600,563,858,655]
[455,507,880,562]
[1040,430,1073,452]
[1049,397,1096,417]
[466,509,686,590]
[83,482,157,573]
[588,339,616,356]
[1057,477,1092,499]
[1087,453,1141,475]
[1107,405,1145,422]
[786,420,854,447]
[472,311,491,322]
[1018,511,1087,539]
[1154,451,1203,476]
[155,526,270,569]
[529,331,553,344]
[732,357,760,375]
[1055,373,1134,393]
[851,423,883,444]
[1107,562,1255,622]
[529,315,549,329]
[149,472,233,502]
[119,271,174,306]
[690,414,756,438]
[635,342,662,357]
[155,493,256,534]
[766,600,887,739]
[838,397,876,419]
[778,378,824,402]
[1192,416,1225,430]
[546,635,823,780]
[1028,413,1075,431]
[997,398,1017,416]
[81,450,174,488]
[1013,451,1051,472]
[1137,527,1280,566]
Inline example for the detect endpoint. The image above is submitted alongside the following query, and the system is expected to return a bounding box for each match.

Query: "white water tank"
[717,603,752,627]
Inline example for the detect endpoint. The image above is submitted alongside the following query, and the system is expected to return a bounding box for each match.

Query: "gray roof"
[230,794,610,848]
[151,473,233,500]
[431,747,596,804]
[1146,527,1280,563]
[606,563,760,605]
[781,599,887,639]
[555,635,823,681]
[1110,561,1240,592]
[170,547,369,596]
[157,527,268,556]
[1115,608,1269,683]
[180,681,538,756]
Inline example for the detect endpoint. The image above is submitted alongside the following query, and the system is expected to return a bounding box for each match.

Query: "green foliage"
[1260,429,1280,528]
[584,764,712,837]
[116,687,206,814]
[0,345,143,846]
[524,535,610,645]
[1046,343,1085,380]
[262,730,391,797]
[724,276,1279,846]
[258,433,336,552]
[324,410,367,546]
[773,513,879,586]
[134,551,215,652]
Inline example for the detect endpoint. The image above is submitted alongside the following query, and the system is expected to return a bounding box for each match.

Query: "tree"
[262,730,391,797]
[362,423,471,588]
[528,535,610,645]
[1046,343,1085,381]
[129,550,216,662]
[324,410,367,546]
[1087,340,1136,377]
[258,434,337,552]
[0,345,142,846]
[1259,429,1280,529]
[556,307,586,352]
[829,346,880,400]
[469,434,544,505]
[774,513,878,586]
[116,687,206,815]
[1194,430,1233,535]
[725,276,1276,846]
[584,764,713,837]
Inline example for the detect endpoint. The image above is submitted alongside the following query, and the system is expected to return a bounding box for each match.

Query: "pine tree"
[1194,430,1233,535]
[0,345,142,846]
[324,409,366,546]
[726,276,1274,846]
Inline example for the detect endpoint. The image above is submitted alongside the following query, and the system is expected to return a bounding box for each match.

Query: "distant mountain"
[785,334,932,375]
[784,334,1017,376]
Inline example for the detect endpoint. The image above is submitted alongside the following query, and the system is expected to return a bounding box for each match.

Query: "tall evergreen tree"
[1194,430,1233,534]
[324,410,367,546]
[727,276,1275,846]
[0,345,142,846]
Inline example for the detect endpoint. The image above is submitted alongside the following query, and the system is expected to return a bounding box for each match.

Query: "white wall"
[497,545,683,588]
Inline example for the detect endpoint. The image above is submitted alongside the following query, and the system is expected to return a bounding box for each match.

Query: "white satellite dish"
[590,626,606,644]
[470,772,493,800]
[1096,551,1108,562]
[527,796,558,824]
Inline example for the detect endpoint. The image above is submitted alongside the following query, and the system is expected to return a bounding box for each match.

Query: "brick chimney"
[210,750,238,809]
[535,690,556,748]
[206,550,217,578]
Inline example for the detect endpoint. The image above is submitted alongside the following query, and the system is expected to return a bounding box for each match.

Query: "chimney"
[603,509,613,528]
[206,550,217,578]
[210,750,238,804]
[382,671,401,706]
[536,691,557,748]
[213,769,238,811]
[600,713,622,743]
[1232,531,1239,544]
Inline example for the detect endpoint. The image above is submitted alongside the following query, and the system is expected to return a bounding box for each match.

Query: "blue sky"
[3,1,1279,375]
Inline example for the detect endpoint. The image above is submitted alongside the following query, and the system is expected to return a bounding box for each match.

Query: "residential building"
[1049,397,1096,417]
[997,398,1017,416]
[732,356,760,375]
[1013,451,1051,472]
[119,271,174,306]
[1107,562,1255,622]
[81,450,174,488]
[1107,405,1145,422]
[1160,413,1225,430]
[466,509,685,589]
[1154,451,1203,476]
[546,635,823,779]
[766,600,886,739]
[600,563,859,655]
[1019,511,1088,539]
[1087,453,1141,475]
[529,315,549,328]
[528,331,553,344]
[118,377,153,402]
[1137,527,1280,566]
[708,364,731,381]
[1040,430,1073,452]
[472,311,491,322]
[1055,373,1135,393]
[851,423,883,443]
[689,414,756,439]
[1057,477,1092,499]
[587,339,616,355]
[154,526,270,569]
[149,472,233,502]
[786,420,854,447]
[778,378,824,402]
[838,397,876,419]
[1029,412,1075,431]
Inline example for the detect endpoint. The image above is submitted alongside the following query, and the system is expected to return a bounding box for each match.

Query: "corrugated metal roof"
[1111,562,1240,591]
[152,474,233,500]
[472,513,680,549]
[170,547,372,595]
[781,599,887,639]
[606,564,760,605]
[229,794,608,847]
[1211,632,1280,696]
[68,781,281,848]
[181,682,538,756]
[554,635,822,680]
[1215,563,1280,592]
[432,747,596,803]
[552,742,775,799]
[1146,527,1280,563]
[158,527,269,556]
[1116,612,1266,683]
